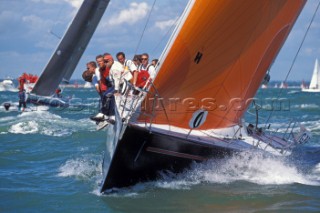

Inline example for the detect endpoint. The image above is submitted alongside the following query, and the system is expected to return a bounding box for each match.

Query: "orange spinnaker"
[140,0,306,130]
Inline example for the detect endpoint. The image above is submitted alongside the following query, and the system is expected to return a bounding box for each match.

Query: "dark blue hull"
[27,94,69,107]
[100,124,236,193]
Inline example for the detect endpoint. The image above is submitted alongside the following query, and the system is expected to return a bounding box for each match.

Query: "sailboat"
[0,77,17,92]
[28,0,110,106]
[279,81,288,89]
[302,59,320,92]
[99,0,310,193]
[301,79,307,89]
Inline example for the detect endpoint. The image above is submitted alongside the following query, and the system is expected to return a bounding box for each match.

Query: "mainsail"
[31,0,110,96]
[140,0,306,130]
[309,58,320,89]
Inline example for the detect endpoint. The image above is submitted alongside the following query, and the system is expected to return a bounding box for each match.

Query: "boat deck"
[113,86,295,157]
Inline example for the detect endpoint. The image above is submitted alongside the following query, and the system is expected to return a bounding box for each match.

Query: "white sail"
[302,58,320,92]
[309,59,320,89]
[31,0,110,97]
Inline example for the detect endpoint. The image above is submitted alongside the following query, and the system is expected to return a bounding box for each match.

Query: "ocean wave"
[301,104,319,109]
[0,87,18,92]
[312,163,320,175]
[261,120,320,138]
[298,104,319,109]
[9,120,39,134]
[0,115,17,123]
[6,110,95,136]
[300,120,320,134]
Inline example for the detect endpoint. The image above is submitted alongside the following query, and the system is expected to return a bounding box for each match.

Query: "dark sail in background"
[31,0,110,96]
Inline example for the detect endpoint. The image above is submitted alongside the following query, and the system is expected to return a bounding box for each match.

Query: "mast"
[31,0,110,96]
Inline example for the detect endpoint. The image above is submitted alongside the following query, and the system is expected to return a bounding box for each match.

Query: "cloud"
[31,0,60,3]
[22,15,55,32]
[63,0,83,9]
[107,2,149,26]
[304,47,314,55]
[30,0,82,12]
[31,0,82,8]
[155,18,178,30]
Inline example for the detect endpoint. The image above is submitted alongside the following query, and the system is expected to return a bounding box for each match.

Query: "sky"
[0,0,319,82]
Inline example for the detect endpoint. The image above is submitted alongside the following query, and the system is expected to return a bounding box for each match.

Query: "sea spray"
[58,154,102,180]
[154,151,320,190]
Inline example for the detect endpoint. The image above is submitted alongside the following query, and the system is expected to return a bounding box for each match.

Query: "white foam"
[152,151,320,190]
[5,110,95,136]
[59,155,107,196]
[193,152,320,186]
[309,163,320,181]
[155,170,199,190]
[0,115,17,123]
[57,155,102,180]
[287,90,300,95]
[300,120,320,134]
[0,86,18,92]
[300,104,319,109]
[314,163,320,173]
[9,120,39,134]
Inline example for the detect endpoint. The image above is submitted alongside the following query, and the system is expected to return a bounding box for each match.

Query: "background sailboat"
[301,79,307,89]
[28,0,110,106]
[302,58,320,92]
[0,77,17,92]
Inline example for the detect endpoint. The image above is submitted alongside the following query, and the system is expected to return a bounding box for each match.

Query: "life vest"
[99,66,110,92]
[136,64,153,88]
[18,77,26,91]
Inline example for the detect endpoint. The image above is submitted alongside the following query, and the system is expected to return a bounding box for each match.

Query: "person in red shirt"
[91,53,116,130]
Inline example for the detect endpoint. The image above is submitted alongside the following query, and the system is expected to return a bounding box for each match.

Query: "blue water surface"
[0,86,319,212]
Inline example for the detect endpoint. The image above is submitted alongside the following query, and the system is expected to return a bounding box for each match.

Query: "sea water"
[0,86,319,212]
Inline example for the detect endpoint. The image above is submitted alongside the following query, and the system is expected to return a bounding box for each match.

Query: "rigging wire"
[150,16,180,56]
[134,0,157,54]
[264,0,320,126]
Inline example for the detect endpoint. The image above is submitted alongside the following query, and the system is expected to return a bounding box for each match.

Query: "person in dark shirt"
[18,89,27,111]
[54,88,62,98]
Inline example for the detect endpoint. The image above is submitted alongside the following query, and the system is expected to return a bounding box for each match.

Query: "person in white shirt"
[116,52,137,87]
[84,61,99,93]
[105,54,131,94]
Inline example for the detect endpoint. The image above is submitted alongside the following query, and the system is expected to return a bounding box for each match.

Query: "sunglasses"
[141,58,148,60]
